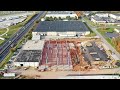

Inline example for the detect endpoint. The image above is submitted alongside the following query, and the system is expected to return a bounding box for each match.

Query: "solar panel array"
[16,50,41,62]
[35,21,89,32]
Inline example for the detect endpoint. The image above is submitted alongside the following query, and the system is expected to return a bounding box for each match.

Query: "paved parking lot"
[83,42,109,61]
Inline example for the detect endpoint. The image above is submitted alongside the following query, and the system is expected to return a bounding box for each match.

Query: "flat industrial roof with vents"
[15,50,41,62]
[34,21,89,32]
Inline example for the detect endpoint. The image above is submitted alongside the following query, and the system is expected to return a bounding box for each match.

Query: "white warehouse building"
[95,13,109,17]
[45,11,78,19]
[32,21,90,40]
[13,40,44,68]
[109,14,120,20]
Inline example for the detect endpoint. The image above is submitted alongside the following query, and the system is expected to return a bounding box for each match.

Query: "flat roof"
[105,32,119,38]
[47,11,75,14]
[92,16,106,21]
[22,40,44,50]
[112,13,120,16]
[34,21,89,32]
[93,15,120,23]
[15,50,41,62]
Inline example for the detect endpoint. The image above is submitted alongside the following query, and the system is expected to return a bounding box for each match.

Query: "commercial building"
[32,21,90,40]
[45,11,78,19]
[13,40,44,68]
[109,14,120,20]
[91,15,120,25]
[0,12,33,29]
[95,13,109,17]
[91,16,106,24]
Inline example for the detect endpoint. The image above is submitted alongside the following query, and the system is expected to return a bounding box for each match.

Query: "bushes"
[66,16,71,20]
[35,20,39,23]
[10,47,16,52]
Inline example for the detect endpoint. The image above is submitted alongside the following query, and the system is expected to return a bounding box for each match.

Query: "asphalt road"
[0,11,47,62]
[82,17,120,59]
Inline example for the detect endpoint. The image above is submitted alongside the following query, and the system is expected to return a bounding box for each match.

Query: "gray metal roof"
[112,13,120,16]
[16,50,41,62]
[93,15,120,23]
[34,21,89,32]
[105,32,119,38]
[92,16,106,21]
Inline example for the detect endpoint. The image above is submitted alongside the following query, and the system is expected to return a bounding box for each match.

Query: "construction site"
[36,37,117,72]
[12,37,119,73]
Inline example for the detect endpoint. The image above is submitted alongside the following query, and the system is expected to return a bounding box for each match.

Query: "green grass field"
[97,28,116,48]
[0,28,7,35]
[97,28,114,36]
[85,32,96,37]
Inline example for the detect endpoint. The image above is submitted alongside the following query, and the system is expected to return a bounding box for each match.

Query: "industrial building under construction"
[13,36,118,72]
[13,15,119,72]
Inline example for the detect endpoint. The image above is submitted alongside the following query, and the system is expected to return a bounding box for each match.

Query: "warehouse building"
[91,16,106,24]
[32,21,90,40]
[109,14,120,20]
[45,11,78,19]
[13,40,44,68]
[95,13,109,17]
[91,13,120,25]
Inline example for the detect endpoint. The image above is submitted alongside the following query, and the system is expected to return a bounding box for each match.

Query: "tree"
[49,16,54,21]
[30,28,34,32]
[66,16,71,20]
[45,17,50,21]
[58,17,62,20]
[74,16,78,20]
[35,20,39,23]
[54,17,58,21]
[28,33,32,40]
[10,47,16,52]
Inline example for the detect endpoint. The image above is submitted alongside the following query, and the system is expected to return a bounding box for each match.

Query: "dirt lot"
[19,67,120,79]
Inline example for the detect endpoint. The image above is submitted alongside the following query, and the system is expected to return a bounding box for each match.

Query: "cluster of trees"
[45,17,63,21]
[10,47,17,52]
[112,36,120,52]
[45,16,78,21]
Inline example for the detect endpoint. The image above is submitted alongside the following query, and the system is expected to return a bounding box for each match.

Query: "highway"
[82,17,120,59]
[0,11,47,63]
